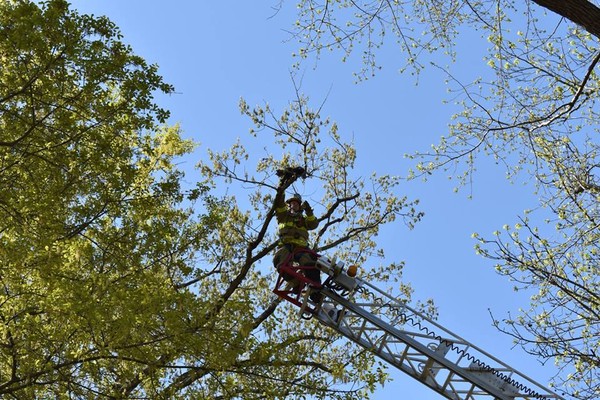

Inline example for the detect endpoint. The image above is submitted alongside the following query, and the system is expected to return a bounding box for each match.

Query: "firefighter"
[273,190,321,300]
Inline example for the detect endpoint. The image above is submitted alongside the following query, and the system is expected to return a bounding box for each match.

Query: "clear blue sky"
[69,2,560,398]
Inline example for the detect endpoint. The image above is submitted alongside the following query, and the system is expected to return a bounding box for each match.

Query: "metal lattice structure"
[273,255,565,400]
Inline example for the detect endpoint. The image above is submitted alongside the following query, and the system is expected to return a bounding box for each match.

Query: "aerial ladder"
[272,250,565,400]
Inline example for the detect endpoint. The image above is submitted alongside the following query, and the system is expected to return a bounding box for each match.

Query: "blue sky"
[68,1,560,398]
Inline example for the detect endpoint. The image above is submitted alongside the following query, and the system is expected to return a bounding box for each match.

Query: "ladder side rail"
[283,255,564,399]
[357,277,481,347]
[319,289,515,400]
[353,278,565,400]
[315,307,469,400]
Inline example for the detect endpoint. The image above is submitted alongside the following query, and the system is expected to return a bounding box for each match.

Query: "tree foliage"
[0,1,423,398]
[286,0,600,398]
[192,88,424,399]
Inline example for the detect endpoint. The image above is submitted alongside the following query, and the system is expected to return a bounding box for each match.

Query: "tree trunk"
[532,0,600,39]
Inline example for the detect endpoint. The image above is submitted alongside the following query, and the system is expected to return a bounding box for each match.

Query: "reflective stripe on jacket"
[275,193,318,247]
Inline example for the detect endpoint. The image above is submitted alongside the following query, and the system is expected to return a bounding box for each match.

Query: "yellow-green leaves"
[0,1,208,398]
[196,91,427,399]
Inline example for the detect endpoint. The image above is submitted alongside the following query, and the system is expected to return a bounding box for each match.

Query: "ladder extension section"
[314,278,565,400]
[274,255,565,400]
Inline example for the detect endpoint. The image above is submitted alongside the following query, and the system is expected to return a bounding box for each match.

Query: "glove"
[302,201,313,214]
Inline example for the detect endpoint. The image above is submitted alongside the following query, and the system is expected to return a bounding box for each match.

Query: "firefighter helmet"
[286,193,302,205]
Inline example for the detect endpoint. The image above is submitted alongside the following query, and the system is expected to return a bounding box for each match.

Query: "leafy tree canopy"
[0,1,423,398]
